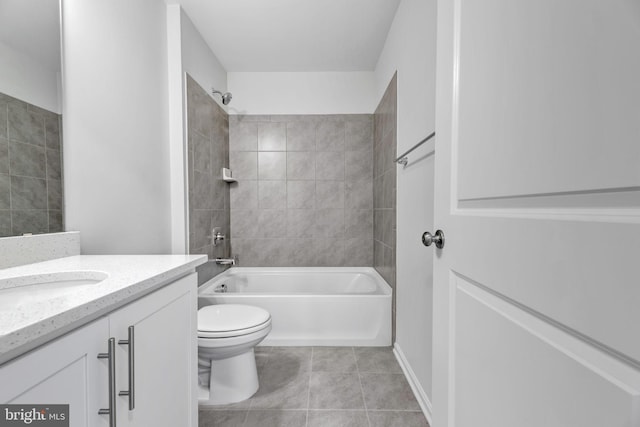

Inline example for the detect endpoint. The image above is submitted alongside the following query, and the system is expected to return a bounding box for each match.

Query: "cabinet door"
[109,274,197,427]
[0,318,110,427]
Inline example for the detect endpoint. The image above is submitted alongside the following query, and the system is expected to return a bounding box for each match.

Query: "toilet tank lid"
[198,304,271,333]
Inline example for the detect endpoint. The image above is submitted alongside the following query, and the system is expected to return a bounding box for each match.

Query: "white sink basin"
[0,271,109,309]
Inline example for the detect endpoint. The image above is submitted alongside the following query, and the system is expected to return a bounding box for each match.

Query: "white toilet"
[197,304,272,405]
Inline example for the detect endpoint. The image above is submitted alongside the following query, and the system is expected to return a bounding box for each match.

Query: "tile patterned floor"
[199,347,430,427]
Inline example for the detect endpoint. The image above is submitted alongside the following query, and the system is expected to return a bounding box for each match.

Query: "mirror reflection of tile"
[0,92,64,237]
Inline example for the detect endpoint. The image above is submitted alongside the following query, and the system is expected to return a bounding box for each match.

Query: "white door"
[432,1,640,426]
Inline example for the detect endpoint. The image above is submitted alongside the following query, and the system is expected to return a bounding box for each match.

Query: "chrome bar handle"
[118,326,135,410]
[97,338,116,427]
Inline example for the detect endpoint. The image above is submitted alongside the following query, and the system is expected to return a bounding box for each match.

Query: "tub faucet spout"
[214,256,237,266]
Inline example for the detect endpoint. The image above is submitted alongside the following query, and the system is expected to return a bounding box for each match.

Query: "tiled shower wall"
[229,114,374,267]
[0,92,64,236]
[374,74,397,337]
[186,75,230,283]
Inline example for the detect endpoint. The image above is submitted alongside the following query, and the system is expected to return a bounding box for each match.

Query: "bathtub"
[198,267,392,346]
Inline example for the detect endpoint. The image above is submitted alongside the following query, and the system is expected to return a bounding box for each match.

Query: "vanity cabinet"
[0,273,197,427]
[110,274,196,427]
[0,318,109,426]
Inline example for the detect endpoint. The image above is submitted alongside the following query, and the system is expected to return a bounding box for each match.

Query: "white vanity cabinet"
[0,318,109,427]
[0,272,197,427]
[110,273,197,427]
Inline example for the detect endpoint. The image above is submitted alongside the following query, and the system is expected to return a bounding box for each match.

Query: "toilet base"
[199,349,259,405]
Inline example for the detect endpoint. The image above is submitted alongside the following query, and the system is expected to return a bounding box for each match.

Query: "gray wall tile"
[229,114,373,268]
[316,181,344,209]
[259,180,286,209]
[258,122,286,151]
[0,92,64,236]
[46,149,62,181]
[345,118,373,151]
[0,101,7,139]
[286,209,315,237]
[9,141,46,178]
[315,238,345,267]
[12,210,48,235]
[189,209,213,250]
[286,121,315,151]
[191,171,214,209]
[316,119,345,151]
[211,179,227,210]
[287,180,315,209]
[189,131,211,173]
[230,121,258,151]
[345,150,373,182]
[47,179,63,211]
[230,209,259,238]
[344,237,374,266]
[230,180,258,210]
[11,176,47,209]
[373,74,397,340]
[345,180,373,210]
[286,238,316,266]
[345,209,373,238]
[230,238,260,265]
[287,152,315,180]
[44,116,61,150]
[258,152,286,180]
[259,209,287,237]
[8,103,45,146]
[0,138,8,174]
[0,210,11,237]
[314,209,344,238]
[0,175,10,209]
[186,76,230,275]
[229,151,258,180]
[48,210,63,233]
[316,151,344,180]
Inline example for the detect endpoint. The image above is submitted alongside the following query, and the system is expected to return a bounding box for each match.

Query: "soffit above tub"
[174,0,401,72]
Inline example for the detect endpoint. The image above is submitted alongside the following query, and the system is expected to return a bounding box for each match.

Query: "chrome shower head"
[212,88,232,105]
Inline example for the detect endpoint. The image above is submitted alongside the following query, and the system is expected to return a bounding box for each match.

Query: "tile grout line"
[306,346,313,427]
[354,347,373,427]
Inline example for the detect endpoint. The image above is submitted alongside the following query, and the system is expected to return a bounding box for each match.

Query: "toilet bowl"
[197,304,272,405]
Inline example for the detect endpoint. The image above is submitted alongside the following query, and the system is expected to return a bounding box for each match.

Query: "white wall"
[166,5,229,254]
[180,10,227,106]
[62,0,172,254]
[0,41,60,113]
[227,72,376,115]
[374,0,437,415]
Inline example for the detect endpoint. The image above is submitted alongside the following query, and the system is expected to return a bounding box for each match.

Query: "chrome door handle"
[422,230,445,249]
[118,326,135,410]
[98,338,117,427]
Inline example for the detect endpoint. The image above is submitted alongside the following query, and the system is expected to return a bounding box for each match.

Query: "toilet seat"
[198,304,271,338]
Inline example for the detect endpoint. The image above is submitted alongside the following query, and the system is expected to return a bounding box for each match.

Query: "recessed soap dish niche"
[222,168,236,183]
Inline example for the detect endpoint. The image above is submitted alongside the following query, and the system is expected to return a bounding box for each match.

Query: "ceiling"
[0,0,60,71]
[175,0,401,72]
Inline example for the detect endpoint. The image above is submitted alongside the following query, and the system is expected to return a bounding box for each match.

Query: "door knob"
[422,230,445,249]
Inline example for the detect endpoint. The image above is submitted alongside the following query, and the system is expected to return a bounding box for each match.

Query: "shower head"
[212,88,232,105]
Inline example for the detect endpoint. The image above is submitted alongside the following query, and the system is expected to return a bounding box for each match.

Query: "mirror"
[0,0,63,237]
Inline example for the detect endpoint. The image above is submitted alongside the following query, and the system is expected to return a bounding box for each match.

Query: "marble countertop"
[0,254,207,365]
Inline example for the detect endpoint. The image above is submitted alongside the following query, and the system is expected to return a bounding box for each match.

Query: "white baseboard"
[393,343,433,426]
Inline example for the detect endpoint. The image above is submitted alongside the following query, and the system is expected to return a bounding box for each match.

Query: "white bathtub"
[198,267,392,346]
